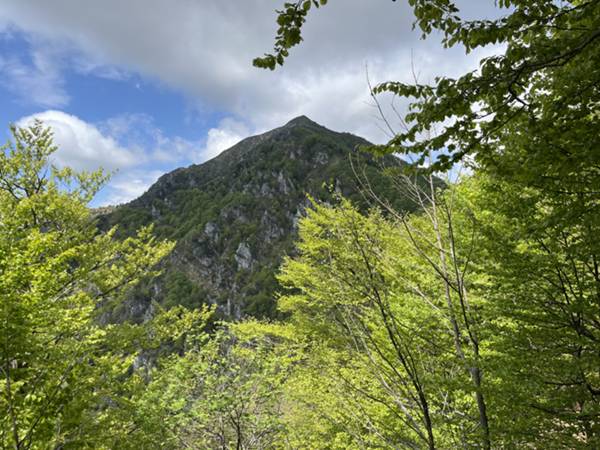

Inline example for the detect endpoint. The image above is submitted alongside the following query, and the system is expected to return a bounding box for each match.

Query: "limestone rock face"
[204,222,219,241]
[98,116,423,321]
[235,242,253,270]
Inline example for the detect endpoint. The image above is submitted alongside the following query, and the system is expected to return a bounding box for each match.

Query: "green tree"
[256,2,600,446]
[132,328,292,449]
[462,174,600,447]
[0,122,200,449]
[256,0,600,179]
[253,188,495,449]
[255,172,600,447]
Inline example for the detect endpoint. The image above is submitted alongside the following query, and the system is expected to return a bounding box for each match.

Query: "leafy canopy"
[0,122,205,449]
[255,0,600,182]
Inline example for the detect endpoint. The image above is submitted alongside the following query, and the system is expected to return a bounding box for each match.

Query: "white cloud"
[0,43,68,107]
[98,112,200,164]
[0,28,129,108]
[198,118,250,161]
[15,110,208,206]
[17,110,141,172]
[0,0,504,143]
[2,1,506,205]
[100,169,164,206]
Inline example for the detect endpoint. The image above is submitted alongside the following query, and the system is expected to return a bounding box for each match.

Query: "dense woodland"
[2,0,600,448]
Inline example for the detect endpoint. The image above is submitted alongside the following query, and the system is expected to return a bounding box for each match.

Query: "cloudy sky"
[0,0,502,206]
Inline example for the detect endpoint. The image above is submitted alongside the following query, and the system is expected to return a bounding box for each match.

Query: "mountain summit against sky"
[99,116,420,320]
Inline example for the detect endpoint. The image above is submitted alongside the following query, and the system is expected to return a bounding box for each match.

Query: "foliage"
[5,0,599,445]
[463,174,600,447]
[253,0,328,70]
[252,4,600,446]
[259,172,600,448]
[266,193,489,449]
[257,1,600,181]
[0,122,204,449]
[131,328,293,449]
[10,120,594,448]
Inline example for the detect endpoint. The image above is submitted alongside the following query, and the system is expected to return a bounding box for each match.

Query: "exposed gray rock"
[261,211,283,242]
[235,242,253,270]
[277,171,291,194]
[204,221,219,241]
[315,151,329,165]
[260,183,272,196]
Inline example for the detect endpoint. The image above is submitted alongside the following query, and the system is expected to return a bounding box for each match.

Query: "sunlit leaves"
[0,123,197,448]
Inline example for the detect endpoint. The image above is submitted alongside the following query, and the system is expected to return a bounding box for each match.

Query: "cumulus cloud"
[15,110,206,206]
[97,113,202,164]
[198,118,250,161]
[0,0,503,143]
[17,110,141,171]
[2,1,505,205]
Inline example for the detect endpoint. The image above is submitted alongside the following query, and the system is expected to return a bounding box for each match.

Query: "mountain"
[98,116,425,321]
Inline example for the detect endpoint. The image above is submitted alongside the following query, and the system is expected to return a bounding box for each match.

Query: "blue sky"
[0,26,233,206]
[0,0,500,206]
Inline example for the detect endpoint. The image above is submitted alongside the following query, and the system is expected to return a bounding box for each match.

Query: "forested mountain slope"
[98,116,426,320]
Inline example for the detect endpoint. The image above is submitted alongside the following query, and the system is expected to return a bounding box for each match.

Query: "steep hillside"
[99,116,425,320]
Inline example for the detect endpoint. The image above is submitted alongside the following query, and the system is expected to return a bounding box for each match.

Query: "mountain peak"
[101,116,415,321]
[284,115,320,128]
